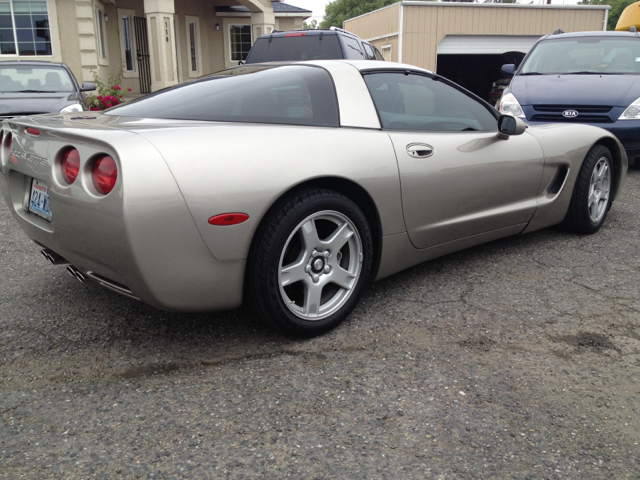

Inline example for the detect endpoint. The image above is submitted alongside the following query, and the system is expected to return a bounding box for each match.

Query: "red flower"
[114,85,121,90]
[127,88,132,92]
[89,107,100,111]
[97,95,103,100]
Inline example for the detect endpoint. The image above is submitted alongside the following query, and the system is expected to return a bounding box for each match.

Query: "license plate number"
[28,179,52,221]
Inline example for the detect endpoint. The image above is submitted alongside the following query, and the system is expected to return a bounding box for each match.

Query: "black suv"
[245,27,384,64]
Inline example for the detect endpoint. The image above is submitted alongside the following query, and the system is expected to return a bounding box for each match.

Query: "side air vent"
[548,165,569,195]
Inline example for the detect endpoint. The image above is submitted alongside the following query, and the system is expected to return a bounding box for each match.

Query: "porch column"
[250,11,275,39]
[144,0,178,92]
[236,0,275,38]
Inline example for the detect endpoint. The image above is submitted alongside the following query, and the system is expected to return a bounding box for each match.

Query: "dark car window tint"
[109,65,340,127]
[0,66,75,92]
[340,36,365,60]
[363,72,497,132]
[245,35,343,63]
[521,37,640,75]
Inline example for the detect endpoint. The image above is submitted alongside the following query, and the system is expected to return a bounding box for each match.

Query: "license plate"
[28,179,52,221]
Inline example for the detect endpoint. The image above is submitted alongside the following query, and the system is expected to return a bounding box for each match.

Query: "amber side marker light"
[208,213,249,226]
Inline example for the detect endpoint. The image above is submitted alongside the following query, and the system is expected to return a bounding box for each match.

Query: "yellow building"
[0,0,311,93]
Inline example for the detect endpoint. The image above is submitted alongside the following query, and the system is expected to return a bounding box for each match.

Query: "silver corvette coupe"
[0,60,627,336]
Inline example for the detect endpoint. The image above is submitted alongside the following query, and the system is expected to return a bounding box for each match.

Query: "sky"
[288,0,332,24]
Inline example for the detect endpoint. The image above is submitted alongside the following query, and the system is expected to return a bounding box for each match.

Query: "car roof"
[228,59,433,75]
[0,60,68,67]
[538,30,640,41]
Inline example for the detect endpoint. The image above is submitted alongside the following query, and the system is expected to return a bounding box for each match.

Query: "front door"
[363,72,545,249]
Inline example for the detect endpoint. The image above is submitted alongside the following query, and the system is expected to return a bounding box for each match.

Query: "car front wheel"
[248,189,373,336]
[563,144,613,234]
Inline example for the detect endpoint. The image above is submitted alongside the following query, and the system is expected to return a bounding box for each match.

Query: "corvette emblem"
[562,109,579,118]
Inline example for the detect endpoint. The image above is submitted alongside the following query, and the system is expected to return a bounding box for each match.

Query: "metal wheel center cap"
[313,258,324,272]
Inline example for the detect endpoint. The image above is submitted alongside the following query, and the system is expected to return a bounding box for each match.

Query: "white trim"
[363,32,399,43]
[117,9,138,78]
[185,15,202,78]
[216,12,309,18]
[94,0,108,66]
[401,0,610,9]
[437,34,541,55]
[381,44,392,61]
[398,3,403,64]
[603,8,609,31]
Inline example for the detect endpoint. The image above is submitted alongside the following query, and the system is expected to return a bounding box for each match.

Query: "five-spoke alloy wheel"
[564,144,614,234]
[248,189,373,336]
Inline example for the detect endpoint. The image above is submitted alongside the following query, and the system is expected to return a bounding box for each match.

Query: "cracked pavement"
[1,171,639,479]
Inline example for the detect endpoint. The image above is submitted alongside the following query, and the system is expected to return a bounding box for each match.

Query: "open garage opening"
[437,52,525,107]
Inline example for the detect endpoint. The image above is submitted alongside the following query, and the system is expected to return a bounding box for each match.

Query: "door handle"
[406,143,434,158]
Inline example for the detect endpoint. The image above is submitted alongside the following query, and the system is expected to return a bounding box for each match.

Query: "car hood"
[0,92,81,115]
[510,74,640,107]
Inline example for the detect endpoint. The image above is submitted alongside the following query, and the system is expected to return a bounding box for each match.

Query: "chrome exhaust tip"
[66,265,86,283]
[41,248,68,265]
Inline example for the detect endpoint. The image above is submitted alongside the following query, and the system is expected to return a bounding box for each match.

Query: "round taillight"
[61,148,80,184]
[92,155,117,195]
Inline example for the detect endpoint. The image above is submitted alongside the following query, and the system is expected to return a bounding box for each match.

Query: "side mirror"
[81,81,96,92]
[501,64,515,77]
[497,114,526,140]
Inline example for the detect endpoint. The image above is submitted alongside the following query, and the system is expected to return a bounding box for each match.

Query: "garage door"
[437,35,542,55]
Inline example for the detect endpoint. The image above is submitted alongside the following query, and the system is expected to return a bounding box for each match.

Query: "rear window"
[0,66,75,93]
[108,65,340,127]
[245,35,343,63]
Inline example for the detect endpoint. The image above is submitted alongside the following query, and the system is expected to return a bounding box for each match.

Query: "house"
[343,1,610,101]
[0,0,311,94]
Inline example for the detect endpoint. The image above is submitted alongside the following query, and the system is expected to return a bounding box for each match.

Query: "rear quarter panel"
[137,123,404,262]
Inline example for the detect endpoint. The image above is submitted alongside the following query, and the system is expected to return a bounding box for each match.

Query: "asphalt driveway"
[1,171,639,479]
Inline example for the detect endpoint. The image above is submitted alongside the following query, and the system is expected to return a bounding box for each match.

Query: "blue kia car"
[499,30,640,166]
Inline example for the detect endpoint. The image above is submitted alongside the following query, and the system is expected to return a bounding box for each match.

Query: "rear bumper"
[0,125,246,313]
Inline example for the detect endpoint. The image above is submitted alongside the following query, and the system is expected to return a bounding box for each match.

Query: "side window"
[111,65,340,128]
[362,43,375,60]
[373,47,384,61]
[340,35,364,59]
[363,72,497,132]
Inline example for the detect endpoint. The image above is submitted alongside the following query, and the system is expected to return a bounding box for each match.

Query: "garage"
[345,1,610,105]
[436,35,539,103]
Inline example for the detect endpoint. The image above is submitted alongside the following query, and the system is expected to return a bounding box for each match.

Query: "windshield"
[520,37,640,75]
[0,66,75,93]
[245,35,343,63]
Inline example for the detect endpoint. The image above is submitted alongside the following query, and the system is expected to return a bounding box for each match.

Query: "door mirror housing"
[497,114,526,139]
[501,64,516,77]
[81,81,96,92]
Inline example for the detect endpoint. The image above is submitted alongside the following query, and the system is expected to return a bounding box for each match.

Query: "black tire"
[247,188,373,337]
[562,144,613,234]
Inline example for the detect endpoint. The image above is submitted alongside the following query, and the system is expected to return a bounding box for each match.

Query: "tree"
[320,0,433,29]
[303,19,318,29]
[579,0,636,30]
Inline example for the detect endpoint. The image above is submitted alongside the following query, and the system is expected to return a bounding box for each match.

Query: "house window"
[229,24,251,62]
[185,15,201,77]
[95,5,106,59]
[0,0,51,56]
[118,9,136,76]
[381,44,392,61]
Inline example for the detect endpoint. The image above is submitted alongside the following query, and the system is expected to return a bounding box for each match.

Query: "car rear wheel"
[563,144,613,234]
[248,189,373,336]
